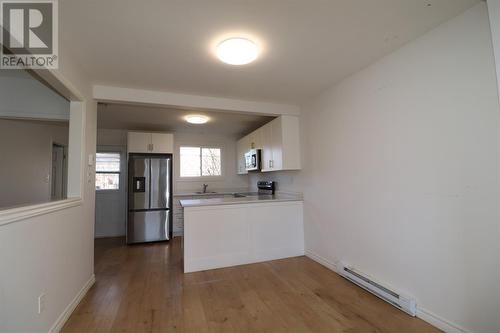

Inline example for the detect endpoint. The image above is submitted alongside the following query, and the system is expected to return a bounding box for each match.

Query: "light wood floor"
[62,237,441,333]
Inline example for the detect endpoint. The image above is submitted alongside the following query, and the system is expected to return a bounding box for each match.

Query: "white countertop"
[179,193,303,208]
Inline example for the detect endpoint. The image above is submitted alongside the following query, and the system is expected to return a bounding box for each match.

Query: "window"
[95,152,121,190]
[180,146,222,177]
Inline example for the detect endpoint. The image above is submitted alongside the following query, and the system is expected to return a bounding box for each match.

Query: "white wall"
[294,3,500,332]
[488,0,500,100]
[248,170,302,193]
[97,128,127,146]
[0,69,71,121]
[0,119,69,208]
[0,36,97,333]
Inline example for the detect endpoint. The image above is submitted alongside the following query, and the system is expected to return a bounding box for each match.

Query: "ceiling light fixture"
[185,115,209,124]
[216,37,259,65]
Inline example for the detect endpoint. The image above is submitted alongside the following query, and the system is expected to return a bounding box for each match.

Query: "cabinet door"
[236,137,248,174]
[248,128,263,150]
[270,118,283,170]
[128,132,151,153]
[261,122,273,172]
[151,133,174,153]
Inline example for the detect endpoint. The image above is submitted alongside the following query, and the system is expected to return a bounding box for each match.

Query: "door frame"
[51,142,68,201]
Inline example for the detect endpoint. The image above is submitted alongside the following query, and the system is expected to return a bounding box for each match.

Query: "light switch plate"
[88,154,95,166]
[38,293,46,314]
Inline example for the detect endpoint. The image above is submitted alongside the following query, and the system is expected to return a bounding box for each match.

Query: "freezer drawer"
[127,210,170,244]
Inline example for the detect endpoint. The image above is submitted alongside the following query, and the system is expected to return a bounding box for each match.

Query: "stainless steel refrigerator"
[127,154,172,244]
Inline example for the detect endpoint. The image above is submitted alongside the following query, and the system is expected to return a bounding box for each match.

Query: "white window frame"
[178,145,224,181]
[95,152,122,191]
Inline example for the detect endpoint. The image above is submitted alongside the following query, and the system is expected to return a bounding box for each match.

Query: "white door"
[95,146,127,238]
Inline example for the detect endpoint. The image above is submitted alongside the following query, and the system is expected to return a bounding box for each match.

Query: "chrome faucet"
[202,184,208,193]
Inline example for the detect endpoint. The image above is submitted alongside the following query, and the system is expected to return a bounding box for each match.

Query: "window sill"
[177,176,224,182]
[0,197,83,227]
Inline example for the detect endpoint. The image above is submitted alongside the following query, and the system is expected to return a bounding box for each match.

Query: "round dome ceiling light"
[216,38,259,65]
[185,115,209,124]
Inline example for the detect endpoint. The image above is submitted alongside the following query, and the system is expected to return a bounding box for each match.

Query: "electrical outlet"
[38,293,46,314]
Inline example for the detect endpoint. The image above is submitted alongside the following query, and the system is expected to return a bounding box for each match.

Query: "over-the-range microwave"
[245,149,261,171]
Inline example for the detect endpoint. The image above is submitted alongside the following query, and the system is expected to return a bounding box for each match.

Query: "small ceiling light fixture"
[185,115,209,124]
[216,37,259,65]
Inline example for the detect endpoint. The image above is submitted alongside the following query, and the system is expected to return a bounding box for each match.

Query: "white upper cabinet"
[237,115,301,173]
[127,132,151,153]
[261,122,273,171]
[270,117,283,171]
[128,132,174,154]
[236,136,249,175]
[248,127,263,150]
[151,133,174,153]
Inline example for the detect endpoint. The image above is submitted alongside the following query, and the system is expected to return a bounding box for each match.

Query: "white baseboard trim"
[305,249,472,333]
[305,249,338,272]
[48,274,96,333]
[416,308,471,333]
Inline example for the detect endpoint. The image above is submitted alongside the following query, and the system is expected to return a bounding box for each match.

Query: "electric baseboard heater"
[337,262,417,316]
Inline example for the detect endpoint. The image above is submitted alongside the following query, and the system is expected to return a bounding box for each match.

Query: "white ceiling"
[97,103,274,137]
[60,0,479,104]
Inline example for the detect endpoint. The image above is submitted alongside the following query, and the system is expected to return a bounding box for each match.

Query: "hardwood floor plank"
[61,237,442,333]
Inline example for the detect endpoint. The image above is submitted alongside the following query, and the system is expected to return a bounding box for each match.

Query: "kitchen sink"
[233,193,246,198]
[194,191,218,194]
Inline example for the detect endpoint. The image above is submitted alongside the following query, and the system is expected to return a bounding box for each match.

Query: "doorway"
[94,146,127,237]
[51,143,67,201]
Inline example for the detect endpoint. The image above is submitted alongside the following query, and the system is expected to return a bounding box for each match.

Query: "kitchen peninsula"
[180,182,304,273]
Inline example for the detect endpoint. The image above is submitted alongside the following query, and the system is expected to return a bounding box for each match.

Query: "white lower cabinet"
[183,201,304,273]
[173,194,223,236]
[173,198,184,236]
